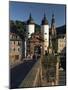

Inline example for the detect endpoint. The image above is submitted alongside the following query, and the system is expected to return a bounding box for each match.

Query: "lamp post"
[40,46,43,86]
[24,31,28,58]
[24,38,27,58]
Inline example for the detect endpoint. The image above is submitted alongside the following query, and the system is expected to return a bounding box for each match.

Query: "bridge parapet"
[19,59,41,88]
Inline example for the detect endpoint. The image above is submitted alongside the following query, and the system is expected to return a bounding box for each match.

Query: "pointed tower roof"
[41,13,48,25]
[51,14,56,36]
[51,14,55,25]
[27,13,35,25]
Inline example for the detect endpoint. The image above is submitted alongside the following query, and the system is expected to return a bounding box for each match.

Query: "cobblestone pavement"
[59,69,66,86]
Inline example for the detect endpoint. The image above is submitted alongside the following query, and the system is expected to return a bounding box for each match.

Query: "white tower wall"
[41,25,49,51]
[27,24,35,38]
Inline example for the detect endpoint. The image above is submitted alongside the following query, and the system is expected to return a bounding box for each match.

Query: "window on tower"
[45,45,47,47]
[45,33,47,35]
[45,39,47,41]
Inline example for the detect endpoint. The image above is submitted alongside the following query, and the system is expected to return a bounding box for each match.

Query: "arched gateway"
[27,32,44,57]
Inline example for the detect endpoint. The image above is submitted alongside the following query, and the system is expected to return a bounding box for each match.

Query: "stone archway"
[34,45,41,55]
[27,33,44,58]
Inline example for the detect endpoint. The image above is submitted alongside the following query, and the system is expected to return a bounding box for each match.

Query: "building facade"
[58,34,66,53]
[9,33,23,64]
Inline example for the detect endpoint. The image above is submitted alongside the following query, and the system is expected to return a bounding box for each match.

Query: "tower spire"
[52,13,54,18]
[51,13,56,36]
[51,13,55,26]
[44,13,46,20]
[29,13,32,20]
[41,13,48,25]
[27,13,35,24]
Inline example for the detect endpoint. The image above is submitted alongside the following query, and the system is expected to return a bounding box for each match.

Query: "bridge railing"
[19,58,41,88]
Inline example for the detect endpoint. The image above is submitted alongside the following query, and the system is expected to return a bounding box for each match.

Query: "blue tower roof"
[41,14,48,25]
[27,13,35,25]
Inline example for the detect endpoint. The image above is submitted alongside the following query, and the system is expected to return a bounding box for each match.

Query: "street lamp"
[40,46,43,86]
[24,31,28,58]
[24,38,27,58]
